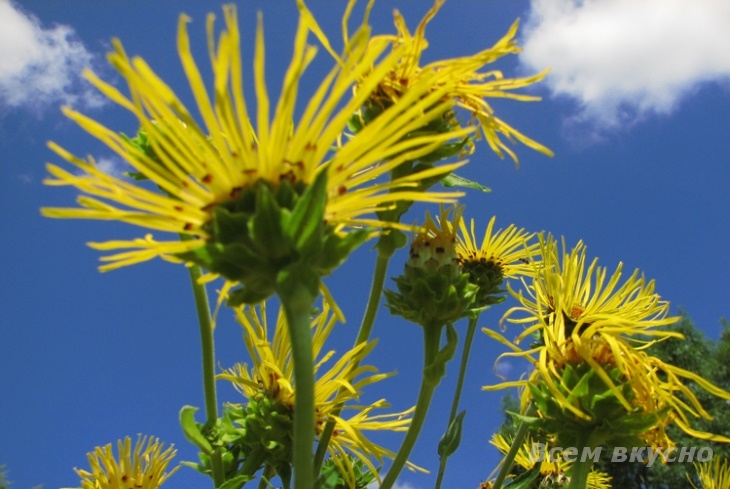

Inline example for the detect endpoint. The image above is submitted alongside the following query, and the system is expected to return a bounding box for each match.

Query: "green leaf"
[437,410,466,458]
[179,405,213,454]
[313,465,341,489]
[504,463,541,489]
[218,474,251,489]
[441,173,491,193]
[424,323,458,384]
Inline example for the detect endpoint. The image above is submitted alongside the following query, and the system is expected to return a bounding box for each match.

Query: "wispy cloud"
[0,1,104,113]
[95,157,129,179]
[495,359,514,378]
[368,482,420,489]
[519,0,730,139]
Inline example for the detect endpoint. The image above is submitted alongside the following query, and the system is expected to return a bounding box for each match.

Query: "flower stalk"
[277,270,319,489]
[434,314,480,489]
[491,402,537,489]
[380,322,456,489]
[313,248,394,474]
[181,232,225,488]
[568,431,594,489]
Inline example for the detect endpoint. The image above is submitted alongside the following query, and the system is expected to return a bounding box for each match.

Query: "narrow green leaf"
[504,463,541,489]
[441,173,491,193]
[218,474,251,489]
[437,410,467,458]
[179,406,213,454]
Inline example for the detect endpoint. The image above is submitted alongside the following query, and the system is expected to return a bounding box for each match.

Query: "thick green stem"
[183,258,225,488]
[313,250,393,472]
[279,282,317,489]
[491,402,537,489]
[433,315,479,489]
[568,430,593,489]
[379,325,442,489]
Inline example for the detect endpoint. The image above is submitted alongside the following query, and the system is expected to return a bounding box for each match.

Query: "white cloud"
[519,0,730,135]
[495,359,513,378]
[368,482,420,489]
[0,1,104,112]
[95,157,129,179]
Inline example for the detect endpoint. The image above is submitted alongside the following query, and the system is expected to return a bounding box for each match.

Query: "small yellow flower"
[456,216,538,279]
[301,0,553,164]
[69,436,177,489]
[690,457,730,489]
[218,300,423,487]
[484,235,730,446]
[43,5,468,272]
[489,434,611,489]
[456,213,538,308]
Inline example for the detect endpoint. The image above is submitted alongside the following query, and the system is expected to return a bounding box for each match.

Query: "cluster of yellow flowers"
[45,2,729,489]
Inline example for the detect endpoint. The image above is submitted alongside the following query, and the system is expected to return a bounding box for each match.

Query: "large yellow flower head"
[217,300,422,487]
[301,0,553,164]
[42,5,470,286]
[69,436,177,489]
[489,434,611,489]
[484,235,730,447]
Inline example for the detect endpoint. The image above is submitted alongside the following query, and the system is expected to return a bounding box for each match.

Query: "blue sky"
[1,1,729,489]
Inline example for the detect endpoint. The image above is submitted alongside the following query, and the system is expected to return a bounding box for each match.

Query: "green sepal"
[319,229,371,271]
[180,405,213,455]
[441,173,491,193]
[288,168,327,257]
[250,183,292,260]
[526,362,664,450]
[503,463,541,489]
[385,264,478,327]
[437,410,466,459]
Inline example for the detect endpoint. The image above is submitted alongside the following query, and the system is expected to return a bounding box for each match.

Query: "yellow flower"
[218,300,423,487]
[301,0,553,164]
[69,436,177,489]
[456,213,538,308]
[43,5,469,272]
[690,457,730,489]
[489,434,611,489]
[484,235,730,446]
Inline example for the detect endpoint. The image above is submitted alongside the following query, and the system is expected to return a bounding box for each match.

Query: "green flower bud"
[385,207,478,327]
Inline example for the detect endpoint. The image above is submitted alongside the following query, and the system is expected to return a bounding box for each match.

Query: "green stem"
[257,465,276,489]
[313,250,393,472]
[491,402,537,489]
[379,325,442,489]
[568,430,593,489]
[183,254,224,488]
[433,315,479,489]
[279,282,317,489]
[186,263,219,425]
